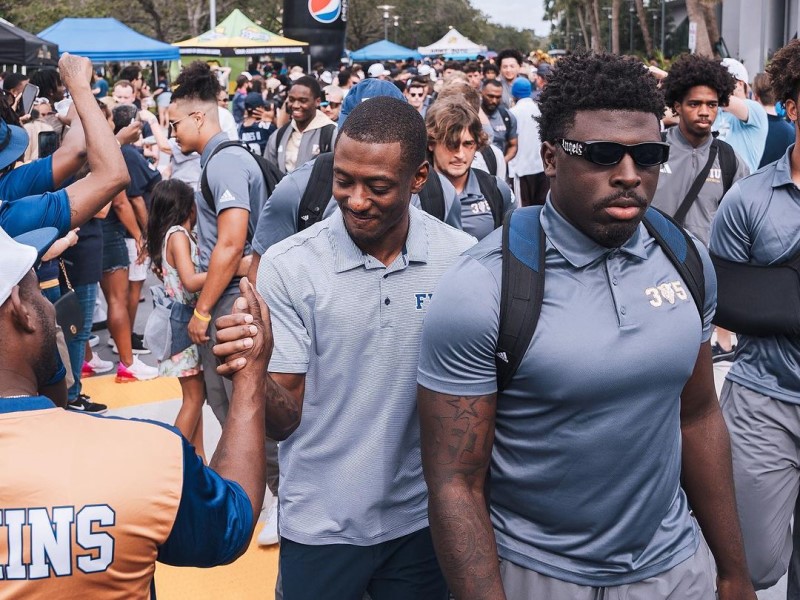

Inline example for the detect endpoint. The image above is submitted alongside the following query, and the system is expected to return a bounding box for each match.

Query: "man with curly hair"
[417,51,755,599]
[653,54,750,363]
[710,38,800,597]
[654,53,749,246]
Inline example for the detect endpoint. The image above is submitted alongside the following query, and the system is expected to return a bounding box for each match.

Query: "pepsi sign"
[309,0,342,24]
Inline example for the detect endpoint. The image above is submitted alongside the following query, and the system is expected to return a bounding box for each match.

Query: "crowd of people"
[1,31,800,600]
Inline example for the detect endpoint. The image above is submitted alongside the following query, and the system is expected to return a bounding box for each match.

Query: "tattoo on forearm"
[434,396,494,469]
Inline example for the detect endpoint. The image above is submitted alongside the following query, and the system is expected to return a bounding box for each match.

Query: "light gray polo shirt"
[258,205,476,545]
[196,132,267,293]
[251,158,463,255]
[652,127,749,245]
[418,199,717,586]
[710,145,800,404]
[457,168,516,241]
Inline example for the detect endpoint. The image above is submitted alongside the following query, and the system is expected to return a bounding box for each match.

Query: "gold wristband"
[193,309,212,322]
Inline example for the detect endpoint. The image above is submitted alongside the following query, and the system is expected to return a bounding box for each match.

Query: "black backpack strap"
[672,143,718,226]
[318,124,336,154]
[497,104,512,130]
[297,153,335,231]
[479,146,498,177]
[200,141,249,214]
[714,139,737,196]
[418,172,445,221]
[642,207,705,316]
[473,169,505,229]
[496,206,546,392]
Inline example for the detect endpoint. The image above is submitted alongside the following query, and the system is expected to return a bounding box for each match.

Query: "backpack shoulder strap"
[642,207,705,316]
[200,141,247,214]
[318,124,336,154]
[473,169,505,228]
[714,138,737,196]
[496,206,546,392]
[497,104,512,128]
[297,153,335,231]
[418,171,445,221]
[479,145,498,177]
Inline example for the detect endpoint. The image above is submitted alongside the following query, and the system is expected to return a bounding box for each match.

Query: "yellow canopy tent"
[174,9,308,58]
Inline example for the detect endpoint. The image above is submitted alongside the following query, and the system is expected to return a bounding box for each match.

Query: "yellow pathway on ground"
[83,374,279,599]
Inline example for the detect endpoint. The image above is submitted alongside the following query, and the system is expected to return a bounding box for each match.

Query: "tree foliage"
[1,0,543,53]
[545,0,721,58]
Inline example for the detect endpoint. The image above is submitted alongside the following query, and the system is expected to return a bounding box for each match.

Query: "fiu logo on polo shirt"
[706,168,722,184]
[0,504,115,579]
[644,280,689,307]
[415,292,433,310]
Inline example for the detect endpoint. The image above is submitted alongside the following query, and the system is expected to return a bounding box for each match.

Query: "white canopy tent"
[417,28,488,59]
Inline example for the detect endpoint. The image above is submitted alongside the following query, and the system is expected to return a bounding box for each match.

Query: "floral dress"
[159,225,201,378]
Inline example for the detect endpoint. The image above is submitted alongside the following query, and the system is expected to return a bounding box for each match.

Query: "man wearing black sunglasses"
[417,52,755,600]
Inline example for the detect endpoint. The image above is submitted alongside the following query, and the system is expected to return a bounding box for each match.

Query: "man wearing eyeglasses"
[417,52,754,600]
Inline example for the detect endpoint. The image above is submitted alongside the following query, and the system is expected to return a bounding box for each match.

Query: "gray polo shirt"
[710,145,800,405]
[196,132,267,293]
[251,158,462,255]
[418,199,717,586]
[458,169,516,241]
[484,106,518,152]
[258,205,476,545]
[651,127,749,245]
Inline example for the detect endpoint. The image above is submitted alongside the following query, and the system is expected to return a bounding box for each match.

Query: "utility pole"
[629,0,634,53]
[210,0,216,29]
[376,5,395,41]
[661,0,666,54]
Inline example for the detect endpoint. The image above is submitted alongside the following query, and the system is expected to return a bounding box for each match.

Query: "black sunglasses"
[557,138,670,167]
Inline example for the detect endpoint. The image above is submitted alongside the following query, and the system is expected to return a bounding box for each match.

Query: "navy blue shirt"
[759,114,795,169]
[62,218,103,286]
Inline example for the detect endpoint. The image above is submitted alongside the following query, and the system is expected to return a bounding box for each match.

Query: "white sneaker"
[84,354,114,375]
[89,334,99,348]
[115,356,158,383]
[258,497,279,546]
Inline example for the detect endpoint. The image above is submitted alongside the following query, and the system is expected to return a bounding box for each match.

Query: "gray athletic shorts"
[499,536,715,600]
[721,379,800,590]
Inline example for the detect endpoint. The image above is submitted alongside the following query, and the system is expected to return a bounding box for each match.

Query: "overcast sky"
[469,0,550,35]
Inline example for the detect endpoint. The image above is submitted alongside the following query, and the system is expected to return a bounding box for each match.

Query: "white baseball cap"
[368,63,390,78]
[418,64,438,81]
[721,58,749,84]
[0,226,59,306]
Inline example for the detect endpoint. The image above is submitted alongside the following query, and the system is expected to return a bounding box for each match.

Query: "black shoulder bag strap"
[418,171,445,221]
[201,141,248,213]
[297,153,335,231]
[318,124,336,154]
[496,207,546,392]
[714,139,737,196]
[642,207,705,316]
[673,143,719,227]
[479,145,498,176]
[474,169,505,229]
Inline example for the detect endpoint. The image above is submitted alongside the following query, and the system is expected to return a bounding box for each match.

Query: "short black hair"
[482,78,502,90]
[111,103,138,133]
[338,97,427,175]
[482,63,499,75]
[537,51,664,143]
[497,49,523,66]
[2,73,27,92]
[444,61,462,72]
[118,65,142,82]
[464,62,481,75]
[662,54,735,109]
[768,39,800,105]
[172,61,221,103]
[29,68,61,103]
[290,76,322,99]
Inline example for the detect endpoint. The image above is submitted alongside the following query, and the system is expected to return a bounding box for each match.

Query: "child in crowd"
[145,180,251,461]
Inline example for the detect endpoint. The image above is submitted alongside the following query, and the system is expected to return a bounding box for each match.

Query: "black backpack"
[472,169,506,229]
[200,141,285,239]
[495,206,706,391]
[479,146,498,177]
[296,152,447,231]
[275,122,336,158]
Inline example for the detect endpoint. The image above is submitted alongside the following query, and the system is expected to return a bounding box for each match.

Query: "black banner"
[283,0,348,68]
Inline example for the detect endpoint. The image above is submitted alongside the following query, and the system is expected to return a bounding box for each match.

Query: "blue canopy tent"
[38,18,179,61]
[350,40,421,62]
